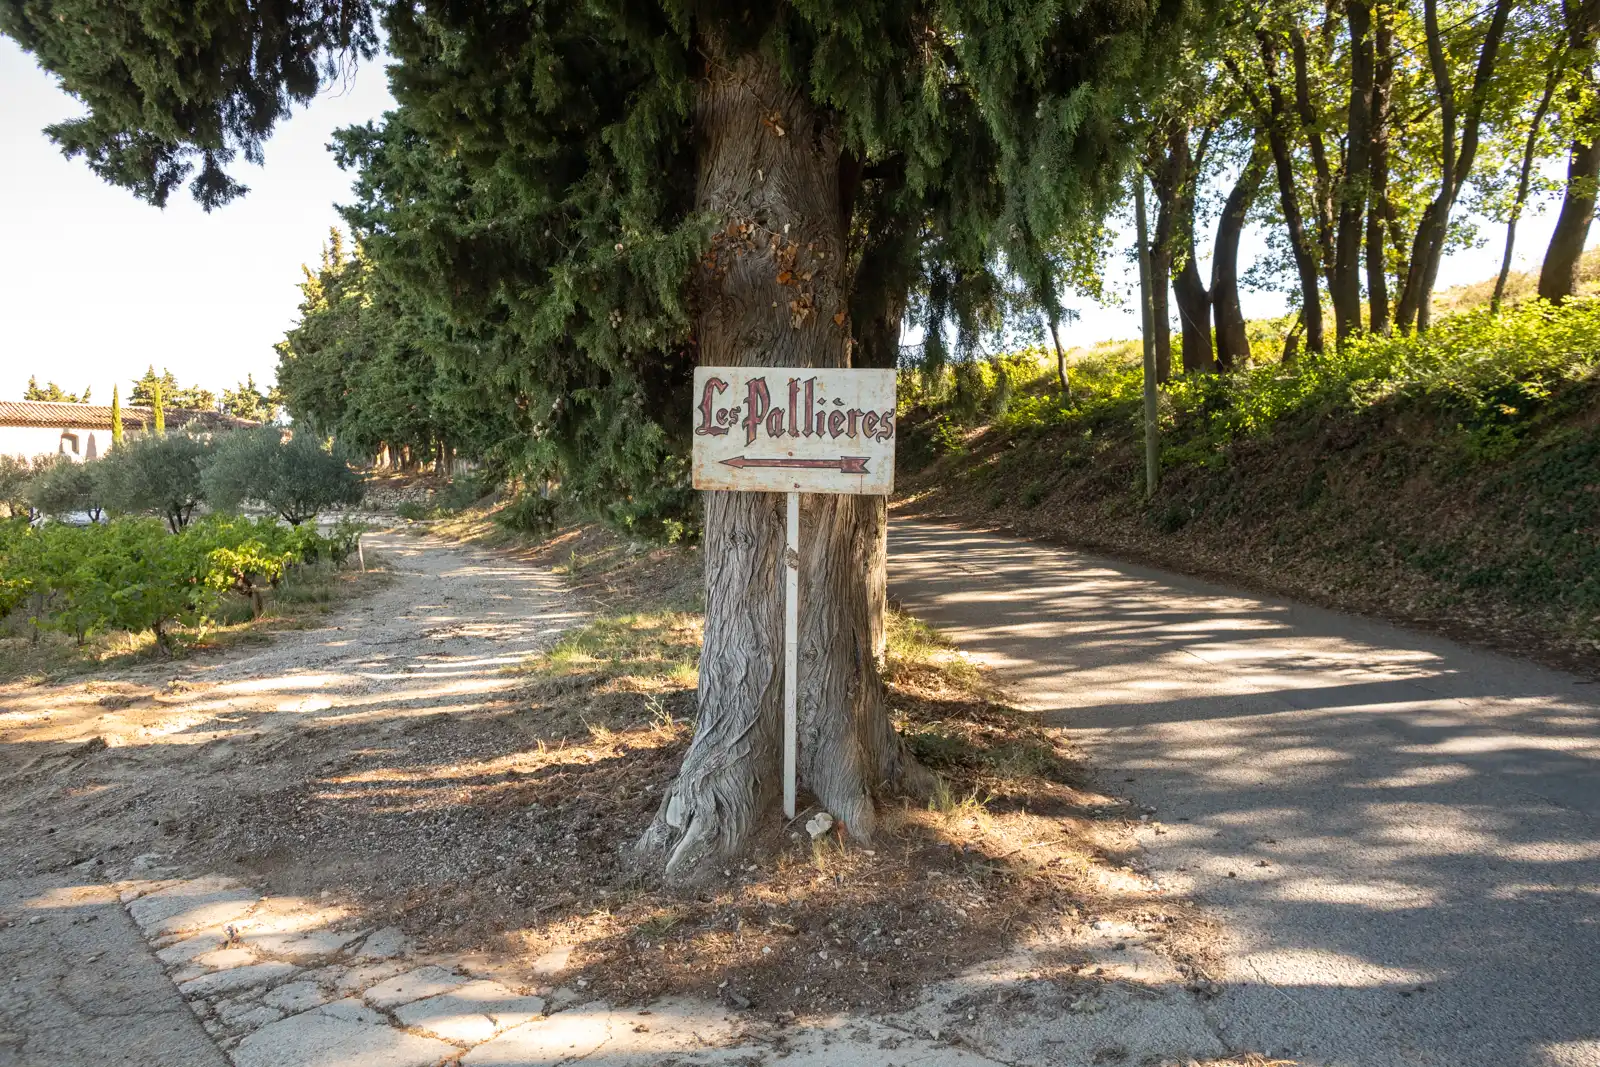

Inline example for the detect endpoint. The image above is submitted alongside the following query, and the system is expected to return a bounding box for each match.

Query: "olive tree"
[202,426,364,525]
[95,433,211,532]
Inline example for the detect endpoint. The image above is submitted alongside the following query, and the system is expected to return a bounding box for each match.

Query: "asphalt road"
[888,520,1600,1067]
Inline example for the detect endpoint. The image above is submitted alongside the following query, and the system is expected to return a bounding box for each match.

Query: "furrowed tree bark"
[1497,54,1562,311]
[1541,0,1600,303]
[1173,125,1216,374]
[1245,36,1325,354]
[1334,0,1374,341]
[1367,1,1394,333]
[1213,140,1267,371]
[637,46,925,883]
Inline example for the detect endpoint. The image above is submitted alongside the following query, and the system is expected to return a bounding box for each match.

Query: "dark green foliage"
[202,426,364,525]
[221,375,279,422]
[23,377,90,403]
[94,432,211,531]
[26,457,101,520]
[131,365,215,412]
[0,0,376,209]
[496,492,558,536]
[11,1,1184,541]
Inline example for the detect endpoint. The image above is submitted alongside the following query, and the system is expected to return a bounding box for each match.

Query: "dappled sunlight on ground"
[891,520,1600,1066]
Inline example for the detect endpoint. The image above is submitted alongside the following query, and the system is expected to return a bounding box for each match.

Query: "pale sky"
[0,33,1583,405]
[0,36,395,405]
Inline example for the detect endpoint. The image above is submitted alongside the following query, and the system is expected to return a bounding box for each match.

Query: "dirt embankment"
[895,378,1600,678]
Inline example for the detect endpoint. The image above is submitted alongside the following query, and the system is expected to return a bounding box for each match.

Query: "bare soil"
[0,524,1209,1023]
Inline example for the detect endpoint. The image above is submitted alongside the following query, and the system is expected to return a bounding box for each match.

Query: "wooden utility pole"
[1135,171,1160,497]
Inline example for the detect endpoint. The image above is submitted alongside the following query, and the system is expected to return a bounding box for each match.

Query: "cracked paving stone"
[262,980,330,1013]
[362,965,467,1009]
[126,878,257,939]
[393,980,546,1045]
[231,1013,456,1067]
[245,928,367,962]
[177,962,298,998]
[314,998,388,1025]
[461,1004,614,1066]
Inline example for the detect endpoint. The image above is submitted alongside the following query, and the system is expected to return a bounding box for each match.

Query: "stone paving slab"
[393,979,546,1044]
[126,877,258,938]
[230,1012,456,1067]
[363,964,469,1009]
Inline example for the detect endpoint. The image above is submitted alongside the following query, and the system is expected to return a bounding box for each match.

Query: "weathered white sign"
[691,367,896,495]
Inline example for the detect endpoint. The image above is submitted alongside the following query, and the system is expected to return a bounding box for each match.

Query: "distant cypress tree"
[111,385,124,445]
[152,381,165,436]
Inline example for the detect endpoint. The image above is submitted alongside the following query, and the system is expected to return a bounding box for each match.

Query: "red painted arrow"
[721,455,870,474]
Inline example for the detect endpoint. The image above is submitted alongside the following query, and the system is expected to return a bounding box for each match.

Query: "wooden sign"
[691,367,896,495]
[691,365,897,821]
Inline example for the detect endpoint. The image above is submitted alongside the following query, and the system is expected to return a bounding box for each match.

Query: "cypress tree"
[152,381,165,435]
[3,0,1184,882]
[111,385,124,446]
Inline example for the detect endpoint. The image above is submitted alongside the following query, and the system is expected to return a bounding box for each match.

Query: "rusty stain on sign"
[691,367,896,495]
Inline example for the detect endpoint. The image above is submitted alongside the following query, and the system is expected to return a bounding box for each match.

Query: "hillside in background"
[895,263,1600,673]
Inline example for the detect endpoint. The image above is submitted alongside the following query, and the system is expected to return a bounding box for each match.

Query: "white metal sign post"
[692,366,897,819]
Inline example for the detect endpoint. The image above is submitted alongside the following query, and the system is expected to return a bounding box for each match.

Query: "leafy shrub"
[0,455,39,521]
[27,457,102,520]
[96,433,212,531]
[497,491,558,535]
[203,427,364,525]
[0,513,365,650]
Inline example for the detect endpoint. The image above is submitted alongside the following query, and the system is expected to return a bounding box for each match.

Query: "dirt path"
[888,519,1600,1067]
[3,532,1244,1067]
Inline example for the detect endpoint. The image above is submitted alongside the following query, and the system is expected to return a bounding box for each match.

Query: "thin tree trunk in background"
[1367,0,1395,333]
[1136,173,1160,496]
[1213,140,1267,371]
[1335,0,1374,341]
[847,193,911,665]
[637,45,925,884]
[1290,29,1337,292]
[1248,35,1325,354]
[1147,122,1184,383]
[1397,0,1514,331]
[1541,0,1600,303]
[1172,126,1216,373]
[1497,56,1562,311]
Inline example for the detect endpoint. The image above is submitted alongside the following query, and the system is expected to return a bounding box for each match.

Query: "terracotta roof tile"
[0,400,256,432]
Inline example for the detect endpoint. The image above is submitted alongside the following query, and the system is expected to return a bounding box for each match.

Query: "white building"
[0,401,253,462]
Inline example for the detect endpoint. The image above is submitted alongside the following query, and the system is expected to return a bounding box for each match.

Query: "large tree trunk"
[1333,0,1374,341]
[1540,0,1600,303]
[1367,1,1394,333]
[1396,0,1514,332]
[1256,32,1325,355]
[1212,140,1266,371]
[1541,139,1600,303]
[636,45,924,883]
